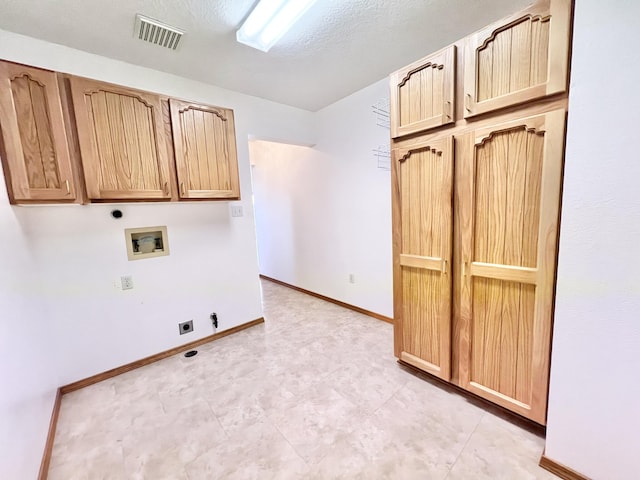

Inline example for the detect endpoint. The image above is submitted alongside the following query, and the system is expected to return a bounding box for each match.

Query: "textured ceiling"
[0,0,532,111]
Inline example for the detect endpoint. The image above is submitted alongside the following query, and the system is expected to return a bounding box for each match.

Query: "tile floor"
[49,279,557,479]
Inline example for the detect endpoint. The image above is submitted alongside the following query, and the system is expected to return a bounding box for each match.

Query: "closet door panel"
[390,45,455,138]
[393,136,453,380]
[463,0,571,118]
[457,109,565,424]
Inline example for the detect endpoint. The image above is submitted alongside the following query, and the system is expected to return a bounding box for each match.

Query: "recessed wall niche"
[125,226,169,261]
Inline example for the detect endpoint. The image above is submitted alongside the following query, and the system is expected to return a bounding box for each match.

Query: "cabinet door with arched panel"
[70,77,172,201]
[392,135,454,380]
[0,62,77,202]
[463,0,571,118]
[456,109,566,424]
[169,98,240,200]
[390,45,456,139]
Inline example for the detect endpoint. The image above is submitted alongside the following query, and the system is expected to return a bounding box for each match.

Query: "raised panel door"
[392,136,453,380]
[390,45,455,139]
[0,62,76,202]
[169,99,240,199]
[463,0,571,118]
[456,109,565,424]
[69,77,171,200]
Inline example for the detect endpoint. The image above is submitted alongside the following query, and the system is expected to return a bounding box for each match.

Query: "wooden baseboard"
[60,317,265,394]
[539,454,591,480]
[259,274,394,325]
[37,388,61,480]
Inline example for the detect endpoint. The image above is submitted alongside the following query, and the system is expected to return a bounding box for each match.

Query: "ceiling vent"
[134,14,184,50]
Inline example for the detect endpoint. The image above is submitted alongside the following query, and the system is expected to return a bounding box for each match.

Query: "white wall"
[0,159,60,479]
[0,28,315,385]
[251,79,393,317]
[545,2,640,479]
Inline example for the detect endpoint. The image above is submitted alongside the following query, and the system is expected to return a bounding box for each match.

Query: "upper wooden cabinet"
[463,0,571,118]
[0,64,243,204]
[390,45,455,138]
[169,99,240,199]
[0,62,77,202]
[69,77,172,201]
[392,135,454,381]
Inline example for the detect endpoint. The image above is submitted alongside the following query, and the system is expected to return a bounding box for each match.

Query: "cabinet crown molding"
[477,14,551,51]
[476,124,546,146]
[398,62,445,88]
[81,88,156,110]
[9,72,46,88]
[176,104,228,122]
[398,146,443,163]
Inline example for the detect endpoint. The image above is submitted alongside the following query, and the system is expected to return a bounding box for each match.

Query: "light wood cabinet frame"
[455,109,566,424]
[0,62,76,202]
[169,98,240,199]
[69,77,173,201]
[390,45,456,139]
[463,0,571,118]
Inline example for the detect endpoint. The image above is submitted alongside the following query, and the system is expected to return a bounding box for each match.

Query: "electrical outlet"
[121,275,134,290]
[230,205,243,217]
[179,320,193,335]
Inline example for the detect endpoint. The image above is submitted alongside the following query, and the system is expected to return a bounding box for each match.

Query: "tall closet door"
[393,136,453,380]
[457,109,565,424]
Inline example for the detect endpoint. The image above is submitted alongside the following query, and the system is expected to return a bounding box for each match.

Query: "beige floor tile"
[200,367,296,434]
[184,421,310,479]
[445,413,554,480]
[323,361,411,414]
[48,440,125,480]
[267,386,364,464]
[310,416,455,480]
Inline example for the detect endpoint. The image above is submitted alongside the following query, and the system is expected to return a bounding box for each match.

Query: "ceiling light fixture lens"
[237,0,318,52]
[242,0,286,37]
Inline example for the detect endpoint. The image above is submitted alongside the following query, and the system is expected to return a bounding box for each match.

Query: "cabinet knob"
[180,182,186,196]
[64,180,70,195]
[162,182,169,196]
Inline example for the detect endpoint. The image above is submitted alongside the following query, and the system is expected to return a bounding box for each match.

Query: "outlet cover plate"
[179,320,194,335]
[121,275,134,290]
[230,205,243,217]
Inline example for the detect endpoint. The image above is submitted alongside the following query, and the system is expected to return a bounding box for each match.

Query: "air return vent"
[134,14,184,50]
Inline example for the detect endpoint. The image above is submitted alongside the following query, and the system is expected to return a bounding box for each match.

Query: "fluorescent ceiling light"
[237,0,318,52]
